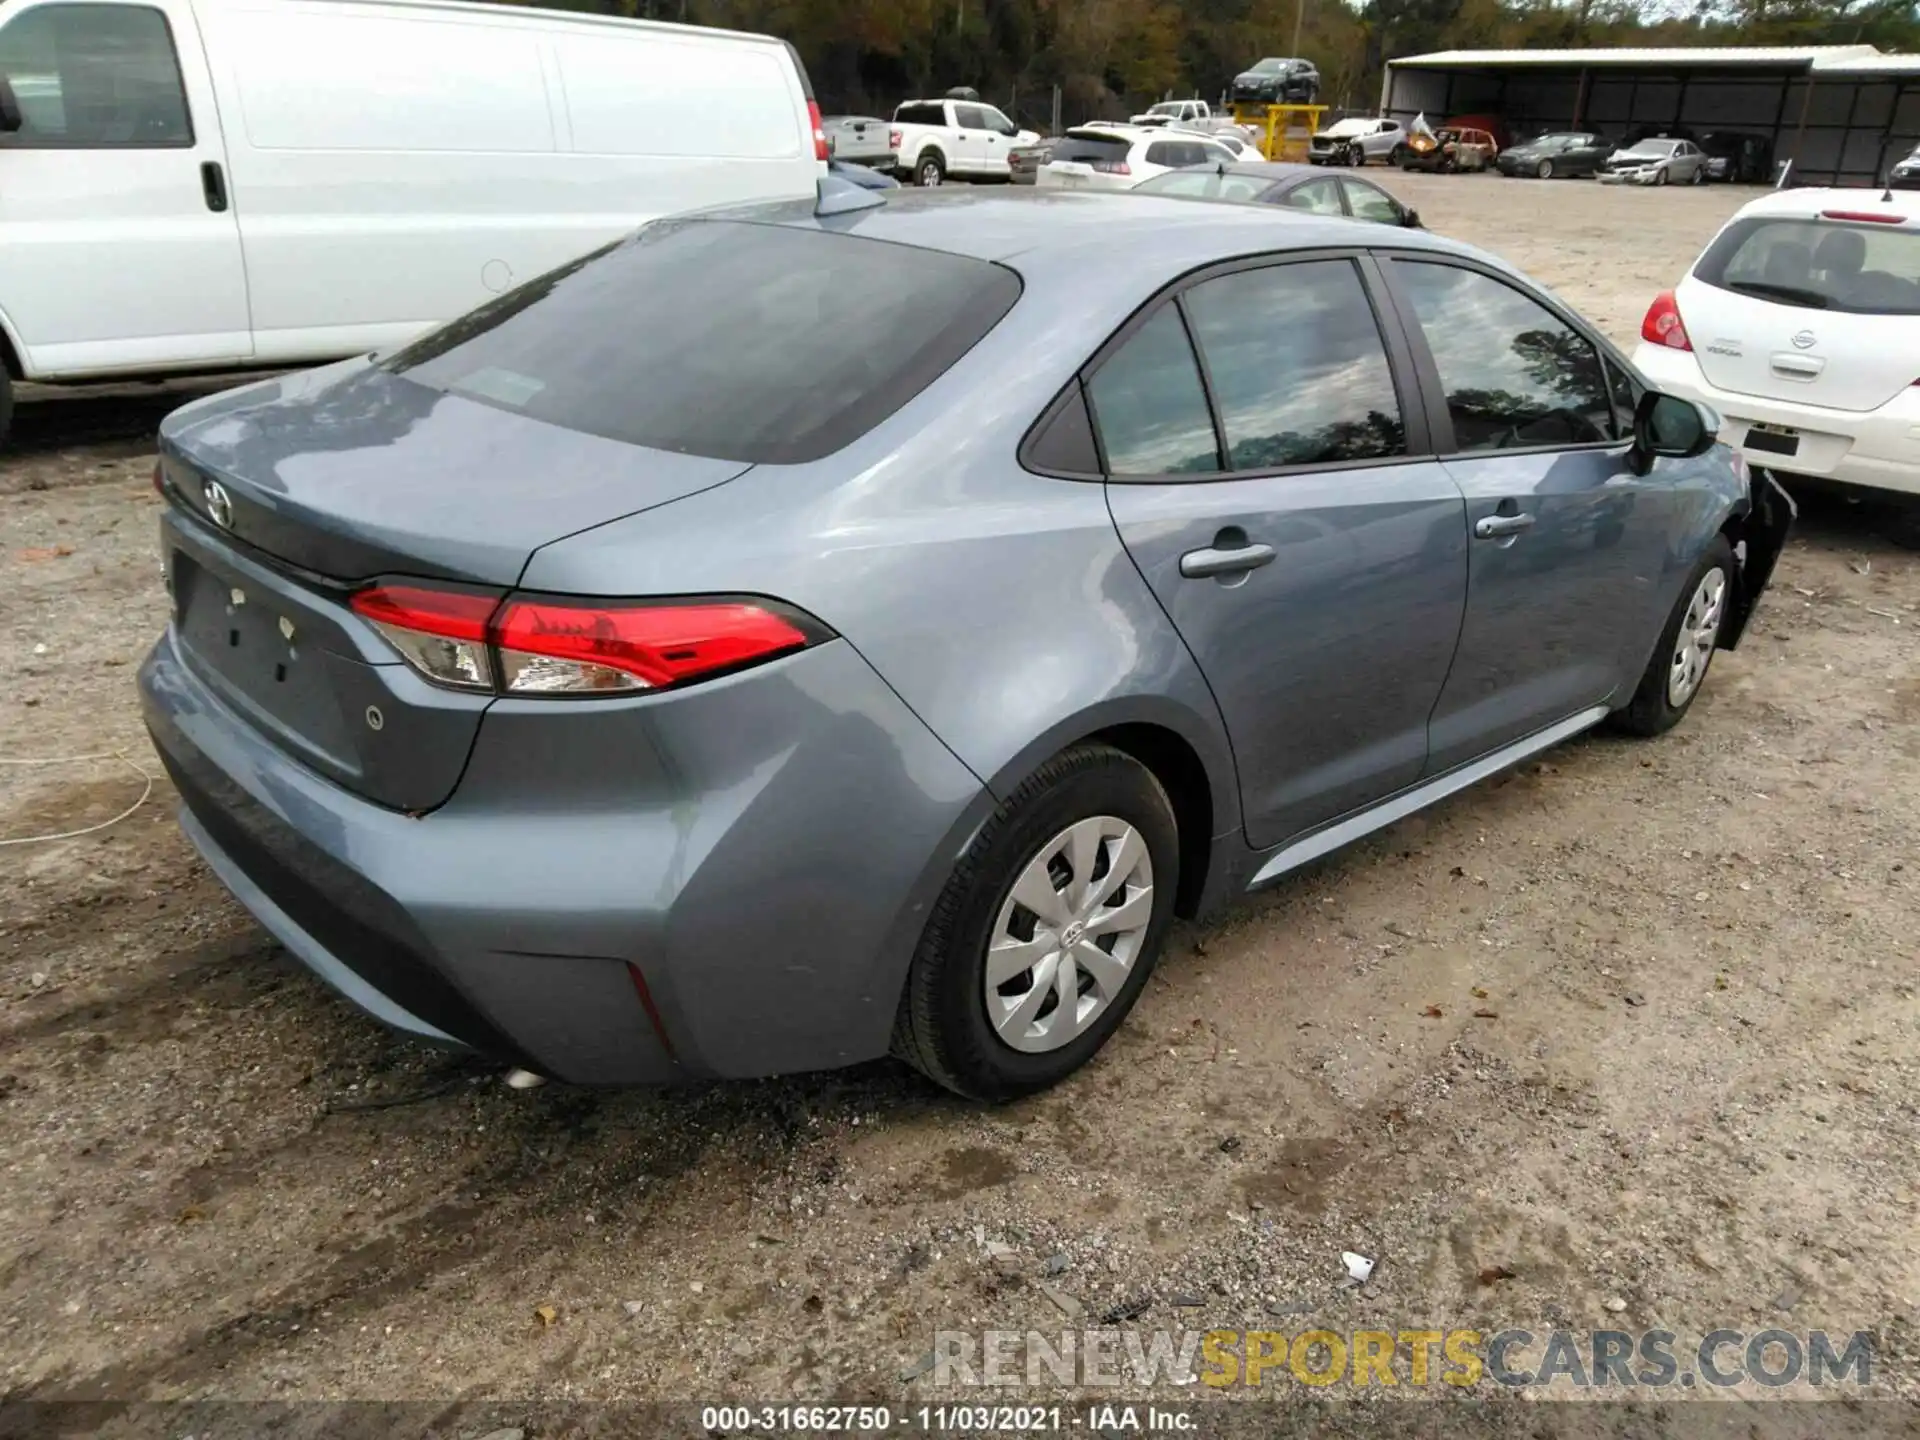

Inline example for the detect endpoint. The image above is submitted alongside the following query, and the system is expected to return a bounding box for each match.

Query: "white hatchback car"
[1037,126,1236,191]
[1633,188,1920,502]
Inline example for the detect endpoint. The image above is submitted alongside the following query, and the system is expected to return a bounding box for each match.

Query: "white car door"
[954,102,1001,176]
[0,0,249,377]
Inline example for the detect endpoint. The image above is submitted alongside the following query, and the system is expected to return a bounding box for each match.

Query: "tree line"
[522,0,1920,126]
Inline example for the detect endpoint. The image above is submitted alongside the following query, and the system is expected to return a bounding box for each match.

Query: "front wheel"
[892,744,1179,1100]
[914,151,946,188]
[1611,536,1733,737]
[1347,143,1365,167]
[1655,168,1670,186]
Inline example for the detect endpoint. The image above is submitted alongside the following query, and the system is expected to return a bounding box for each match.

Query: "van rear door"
[0,0,249,378]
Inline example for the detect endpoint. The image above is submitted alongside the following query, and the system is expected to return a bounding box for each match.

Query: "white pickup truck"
[1130,99,1212,127]
[891,98,1040,186]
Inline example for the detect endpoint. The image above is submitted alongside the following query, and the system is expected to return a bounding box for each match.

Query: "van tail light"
[349,585,827,697]
[808,101,829,163]
[1641,289,1692,351]
[1091,159,1132,175]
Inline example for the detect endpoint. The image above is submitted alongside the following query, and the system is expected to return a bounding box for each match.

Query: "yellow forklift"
[1229,102,1327,162]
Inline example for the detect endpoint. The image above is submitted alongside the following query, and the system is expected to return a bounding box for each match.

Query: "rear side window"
[896,102,945,126]
[0,2,191,147]
[1085,307,1220,477]
[1183,260,1405,469]
[386,221,1021,465]
[1695,216,1920,315]
[1394,261,1614,451]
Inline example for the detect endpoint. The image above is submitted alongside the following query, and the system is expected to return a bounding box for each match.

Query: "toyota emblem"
[202,479,234,530]
[1790,329,1816,350]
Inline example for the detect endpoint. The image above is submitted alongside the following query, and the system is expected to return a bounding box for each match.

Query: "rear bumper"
[1633,344,1920,498]
[140,626,989,1084]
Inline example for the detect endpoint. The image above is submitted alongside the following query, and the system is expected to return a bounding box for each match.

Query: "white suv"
[1038,126,1236,192]
[1633,188,1920,503]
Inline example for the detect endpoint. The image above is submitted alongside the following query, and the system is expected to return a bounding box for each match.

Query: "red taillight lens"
[1092,159,1132,175]
[350,584,500,691]
[494,599,811,694]
[1641,289,1692,351]
[808,100,829,163]
[1820,209,1903,224]
[889,127,902,151]
[350,584,822,697]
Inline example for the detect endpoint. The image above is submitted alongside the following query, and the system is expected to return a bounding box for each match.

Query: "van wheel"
[892,743,1178,1101]
[0,370,12,447]
[915,151,946,187]
[1611,536,1733,737]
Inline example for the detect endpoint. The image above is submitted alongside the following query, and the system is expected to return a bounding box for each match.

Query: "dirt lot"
[3,177,1918,1417]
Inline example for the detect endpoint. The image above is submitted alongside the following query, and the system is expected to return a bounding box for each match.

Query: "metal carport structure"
[1381,46,1920,187]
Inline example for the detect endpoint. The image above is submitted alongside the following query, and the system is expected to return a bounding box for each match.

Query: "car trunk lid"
[156,360,753,811]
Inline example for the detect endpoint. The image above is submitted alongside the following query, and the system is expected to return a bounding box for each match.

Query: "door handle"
[1180,539,1276,579]
[1474,512,1536,539]
[200,161,229,213]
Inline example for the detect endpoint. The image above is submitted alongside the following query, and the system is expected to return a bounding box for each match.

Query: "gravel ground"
[2,175,1918,1417]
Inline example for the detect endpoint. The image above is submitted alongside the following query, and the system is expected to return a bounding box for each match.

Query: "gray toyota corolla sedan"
[140,184,1793,1100]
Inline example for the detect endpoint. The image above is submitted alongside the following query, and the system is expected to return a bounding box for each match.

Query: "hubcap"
[920,163,941,186]
[984,816,1154,1054]
[1668,567,1727,707]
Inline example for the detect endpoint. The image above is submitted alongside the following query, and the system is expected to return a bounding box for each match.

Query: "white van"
[0,0,827,440]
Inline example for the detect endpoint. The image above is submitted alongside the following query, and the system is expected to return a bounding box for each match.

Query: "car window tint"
[982,106,1015,133]
[1085,306,1221,477]
[1145,141,1181,167]
[1182,260,1405,469]
[0,2,192,146]
[1697,216,1920,315]
[954,104,989,130]
[1282,178,1344,214]
[1342,180,1401,225]
[386,219,1021,465]
[1394,261,1613,451]
[896,102,944,126]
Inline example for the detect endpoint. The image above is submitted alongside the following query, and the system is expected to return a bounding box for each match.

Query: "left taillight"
[808,100,830,163]
[348,584,826,698]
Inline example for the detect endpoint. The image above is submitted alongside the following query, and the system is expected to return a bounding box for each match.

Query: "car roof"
[709,188,1465,282]
[1733,187,1913,220]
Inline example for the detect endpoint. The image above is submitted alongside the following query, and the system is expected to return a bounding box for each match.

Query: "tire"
[892,743,1179,1101]
[1390,143,1408,168]
[1537,159,1554,179]
[1693,164,1707,185]
[1655,168,1669,186]
[0,369,12,449]
[914,150,946,188]
[1610,535,1734,737]
[1347,143,1365,167]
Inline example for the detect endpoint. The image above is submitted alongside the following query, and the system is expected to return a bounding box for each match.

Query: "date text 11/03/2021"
[700,1407,1193,1432]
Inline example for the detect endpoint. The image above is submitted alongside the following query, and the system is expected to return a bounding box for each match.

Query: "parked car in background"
[1891,143,1920,190]
[1634,188,1920,528]
[824,115,898,170]
[1400,126,1498,173]
[0,0,826,445]
[828,158,899,190]
[1308,117,1404,167]
[1132,100,1212,126]
[1619,123,1698,151]
[1600,137,1708,186]
[1009,140,1054,185]
[1230,56,1319,105]
[891,96,1038,186]
[1133,161,1422,228]
[140,185,1790,1100]
[1037,126,1235,191]
[1495,132,1609,179]
[1698,131,1773,185]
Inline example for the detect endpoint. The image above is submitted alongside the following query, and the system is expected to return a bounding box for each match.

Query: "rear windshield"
[1694,216,1920,315]
[1052,134,1132,163]
[384,220,1021,464]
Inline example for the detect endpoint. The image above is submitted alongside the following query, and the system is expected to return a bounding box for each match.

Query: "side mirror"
[1630,390,1716,474]
[1401,207,1422,228]
[0,77,23,134]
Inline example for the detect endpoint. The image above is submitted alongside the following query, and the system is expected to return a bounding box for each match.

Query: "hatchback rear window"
[384,220,1021,464]
[1695,216,1920,315]
[1052,134,1132,164]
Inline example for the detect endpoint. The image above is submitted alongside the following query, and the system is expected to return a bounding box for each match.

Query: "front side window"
[0,2,191,146]
[982,106,1017,135]
[1394,261,1613,452]
[1283,178,1345,215]
[1085,306,1220,477]
[1342,180,1402,225]
[1182,260,1405,470]
[954,104,989,131]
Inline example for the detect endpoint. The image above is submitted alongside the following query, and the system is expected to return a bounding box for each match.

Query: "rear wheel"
[892,744,1178,1100]
[1537,158,1554,179]
[915,151,946,187]
[1611,536,1733,737]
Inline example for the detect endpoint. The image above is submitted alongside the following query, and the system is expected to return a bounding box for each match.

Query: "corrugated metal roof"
[1812,52,1920,76]
[1388,45,1883,72]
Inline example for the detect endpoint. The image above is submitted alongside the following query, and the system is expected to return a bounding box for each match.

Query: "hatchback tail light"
[807,101,829,163]
[1641,289,1692,351]
[349,585,828,697]
[1091,159,1132,175]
